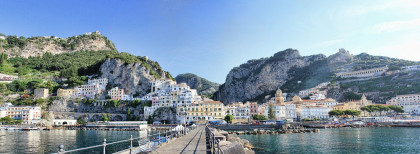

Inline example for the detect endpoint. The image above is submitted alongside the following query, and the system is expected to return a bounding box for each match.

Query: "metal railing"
[54,125,198,154]
[205,125,224,154]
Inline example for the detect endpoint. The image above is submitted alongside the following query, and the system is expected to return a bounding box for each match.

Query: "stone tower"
[275,89,285,105]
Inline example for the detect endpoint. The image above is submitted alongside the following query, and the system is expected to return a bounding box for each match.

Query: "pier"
[151,125,208,154]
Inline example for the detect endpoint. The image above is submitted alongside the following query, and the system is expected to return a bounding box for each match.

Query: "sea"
[237,127,420,154]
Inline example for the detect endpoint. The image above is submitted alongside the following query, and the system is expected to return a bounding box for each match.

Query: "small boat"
[22,127,39,131]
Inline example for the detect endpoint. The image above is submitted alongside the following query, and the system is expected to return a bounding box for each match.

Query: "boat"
[22,127,40,131]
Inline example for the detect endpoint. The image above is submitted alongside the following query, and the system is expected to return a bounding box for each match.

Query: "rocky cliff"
[215,48,420,104]
[175,73,220,95]
[0,31,116,58]
[214,49,326,104]
[100,58,172,96]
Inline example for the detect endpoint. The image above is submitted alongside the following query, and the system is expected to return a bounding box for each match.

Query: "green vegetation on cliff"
[352,53,419,71]
[340,71,420,97]
[175,73,219,95]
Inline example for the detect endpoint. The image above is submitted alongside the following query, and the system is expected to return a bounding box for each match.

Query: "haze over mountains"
[1,32,419,104]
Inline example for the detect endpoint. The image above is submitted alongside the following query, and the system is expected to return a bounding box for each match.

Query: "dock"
[151,125,208,154]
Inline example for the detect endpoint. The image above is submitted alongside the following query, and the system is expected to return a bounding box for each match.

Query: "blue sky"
[1,0,420,83]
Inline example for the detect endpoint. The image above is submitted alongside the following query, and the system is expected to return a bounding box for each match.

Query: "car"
[153,121,162,125]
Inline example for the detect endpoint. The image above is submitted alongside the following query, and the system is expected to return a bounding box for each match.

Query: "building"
[297,106,331,120]
[336,66,389,78]
[387,93,420,115]
[187,101,225,122]
[333,102,361,111]
[34,88,49,98]
[226,102,251,123]
[299,82,330,98]
[310,94,326,100]
[76,84,100,99]
[249,102,259,118]
[274,89,285,105]
[122,94,133,101]
[109,87,124,100]
[57,88,77,98]
[53,119,78,126]
[0,104,42,124]
[144,106,159,120]
[88,78,108,90]
[402,65,420,71]
[264,103,297,120]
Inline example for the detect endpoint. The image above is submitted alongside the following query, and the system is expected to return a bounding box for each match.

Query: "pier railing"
[206,125,224,154]
[54,125,198,154]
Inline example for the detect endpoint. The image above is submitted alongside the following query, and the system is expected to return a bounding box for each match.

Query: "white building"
[402,65,420,71]
[122,94,133,101]
[144,106,159,119]
[336,66,389,78]
[53,119,78,126]
[387,94,420,115]
[264,104,297,120]
[310,94,326,100]
[297,106,331,120]
[88,78,108,90]
[0,103,42,124]
[76,84,100,99]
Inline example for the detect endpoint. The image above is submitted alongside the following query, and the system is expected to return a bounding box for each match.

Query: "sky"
[1,0,420,83]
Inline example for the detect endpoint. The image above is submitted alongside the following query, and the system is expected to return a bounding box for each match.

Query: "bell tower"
[275,89,285,105]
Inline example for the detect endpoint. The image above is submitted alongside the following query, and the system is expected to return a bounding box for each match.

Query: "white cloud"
[372,18,420,33]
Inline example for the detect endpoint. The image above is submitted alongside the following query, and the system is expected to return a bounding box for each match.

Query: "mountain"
[100,53,173,96]
[214,49,326,104]
[175,73,220,95]
[0,32,173,99]
[214,48,420,104]
[0,31,116,58]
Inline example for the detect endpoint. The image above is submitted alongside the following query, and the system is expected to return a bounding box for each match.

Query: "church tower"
[275,89,285,105]
[360,94,371,106]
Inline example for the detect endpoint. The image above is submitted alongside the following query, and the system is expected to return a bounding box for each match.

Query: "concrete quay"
[151,126,208,154]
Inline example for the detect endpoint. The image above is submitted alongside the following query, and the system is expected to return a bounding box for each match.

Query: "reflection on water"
[0,129,147,154]
[238,127,420,154]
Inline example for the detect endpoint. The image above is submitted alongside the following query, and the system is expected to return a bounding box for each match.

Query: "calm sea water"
[238,127,420,154]
[0,129,148,154]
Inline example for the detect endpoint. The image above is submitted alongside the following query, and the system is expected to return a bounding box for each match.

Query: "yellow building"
[333,101,361,111]
[57,88,77,97]
[275,89,285,105]
[186,101,225,123]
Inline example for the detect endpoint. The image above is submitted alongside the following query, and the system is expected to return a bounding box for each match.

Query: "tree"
[329,110,344,117]
[268,103,275,120]
[127,108,132,121]
[102,113,110,121]
[224,114,234,124]
[389,105,404,113]
[0,83,7,92]
[67,77,84,87]
[147,116,154,124]
[253,114,267,121]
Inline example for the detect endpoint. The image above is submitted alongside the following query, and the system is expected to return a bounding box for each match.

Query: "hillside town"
[2,65,419,126]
